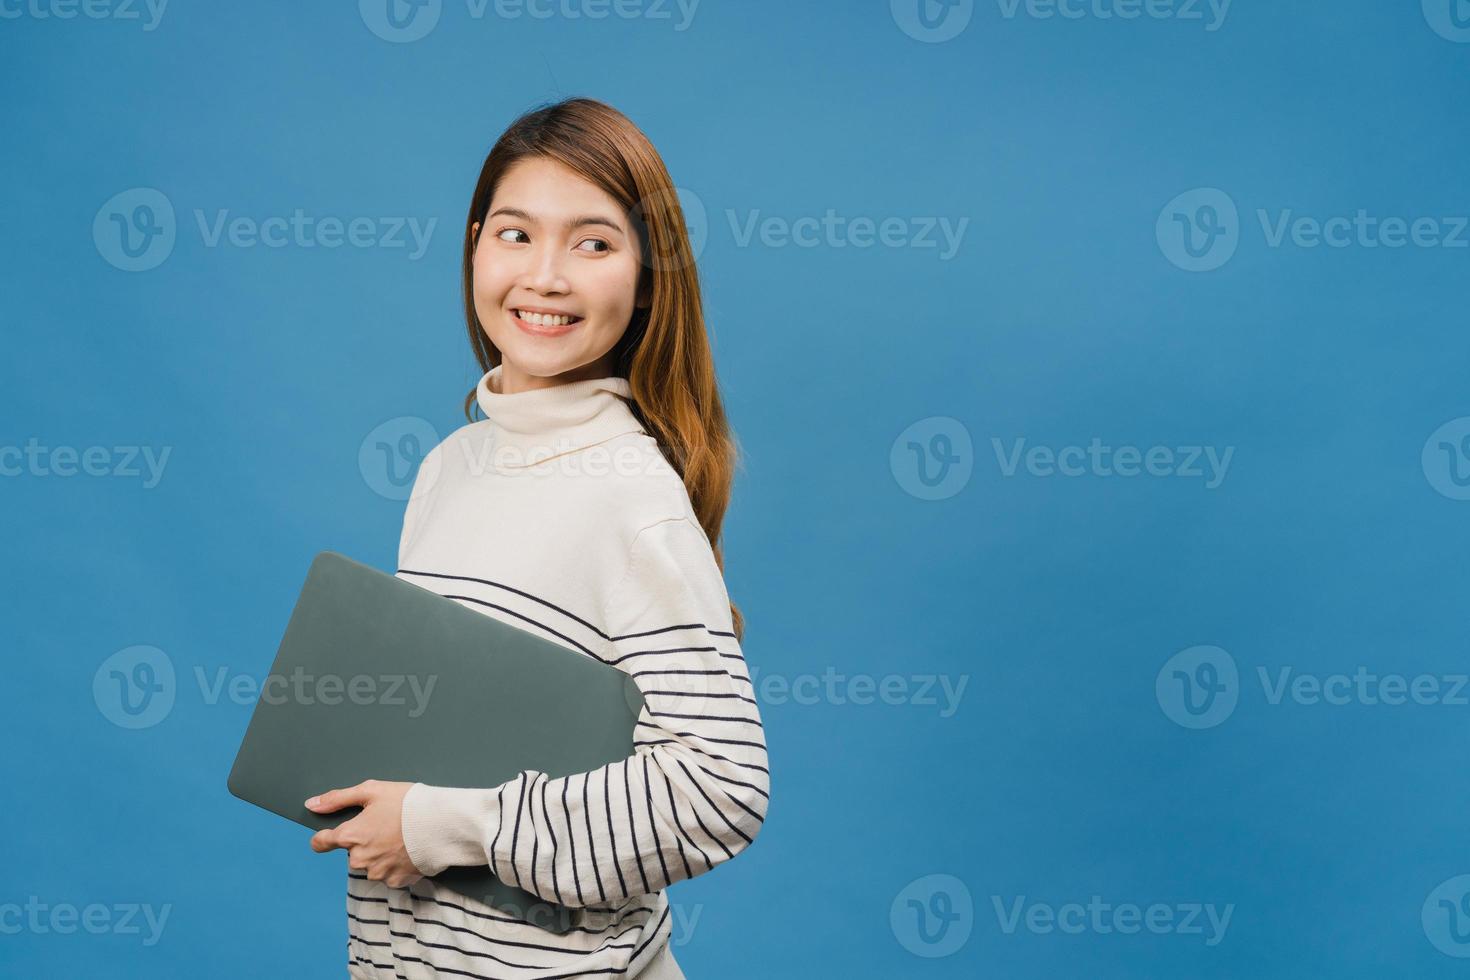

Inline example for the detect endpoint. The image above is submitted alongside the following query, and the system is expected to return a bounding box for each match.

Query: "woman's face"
[472,156,647,393]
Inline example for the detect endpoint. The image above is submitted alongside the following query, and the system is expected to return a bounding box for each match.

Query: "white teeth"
[516,310,575,327]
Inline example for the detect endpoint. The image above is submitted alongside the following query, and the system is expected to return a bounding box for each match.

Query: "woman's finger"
[305,780,376,813]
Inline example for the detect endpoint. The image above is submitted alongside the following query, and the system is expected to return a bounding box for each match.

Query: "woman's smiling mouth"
[510,307,584,336]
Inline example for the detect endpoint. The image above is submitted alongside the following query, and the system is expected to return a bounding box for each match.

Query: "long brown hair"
[459,97,744,640]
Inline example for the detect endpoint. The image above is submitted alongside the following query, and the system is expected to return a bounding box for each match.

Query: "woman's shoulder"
[594,430,700,530]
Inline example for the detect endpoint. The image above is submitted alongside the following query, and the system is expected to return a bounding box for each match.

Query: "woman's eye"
[497,228,528,244]
[577,239,610,254]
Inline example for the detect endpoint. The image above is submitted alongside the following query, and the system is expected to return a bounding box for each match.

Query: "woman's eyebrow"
[487,206,623,233]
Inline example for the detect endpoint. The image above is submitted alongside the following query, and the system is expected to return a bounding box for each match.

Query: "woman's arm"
[397,515,771,907]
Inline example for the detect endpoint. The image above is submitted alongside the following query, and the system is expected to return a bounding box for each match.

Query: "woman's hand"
[306,779,424,889]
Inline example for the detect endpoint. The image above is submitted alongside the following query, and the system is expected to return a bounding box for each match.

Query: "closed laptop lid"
[227,551,644,933]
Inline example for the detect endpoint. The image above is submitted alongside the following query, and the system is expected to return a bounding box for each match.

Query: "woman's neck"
[495,353,618,394]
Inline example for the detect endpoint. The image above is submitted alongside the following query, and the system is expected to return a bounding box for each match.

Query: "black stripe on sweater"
[397,568,605,638]
[621,757,650,894]
[632,737,770,775]
[382,568,765,928]
[399,568,735,645]
[582,771,606,904]
[348,876,655,946]
[381,904,671,980]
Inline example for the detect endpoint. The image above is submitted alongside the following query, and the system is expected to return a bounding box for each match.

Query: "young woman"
[303,98,769,979]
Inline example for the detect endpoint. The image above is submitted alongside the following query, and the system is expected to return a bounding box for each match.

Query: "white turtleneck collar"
[474,363,647,466]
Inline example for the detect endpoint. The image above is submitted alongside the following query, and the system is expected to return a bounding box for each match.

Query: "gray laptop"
[227,551,644,934]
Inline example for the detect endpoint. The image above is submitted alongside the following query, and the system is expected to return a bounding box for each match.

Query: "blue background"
[4,0,1469,976]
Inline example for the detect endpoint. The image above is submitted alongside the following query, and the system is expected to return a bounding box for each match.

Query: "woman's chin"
[495,349,588,385]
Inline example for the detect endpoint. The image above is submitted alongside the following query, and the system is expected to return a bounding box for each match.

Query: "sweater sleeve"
[396,439,444,567]
[397,516,771,907]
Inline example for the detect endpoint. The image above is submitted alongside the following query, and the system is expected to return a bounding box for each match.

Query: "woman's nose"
[523,244,569,293]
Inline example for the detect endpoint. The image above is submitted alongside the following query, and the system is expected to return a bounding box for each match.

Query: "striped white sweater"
[346,365,770,979]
